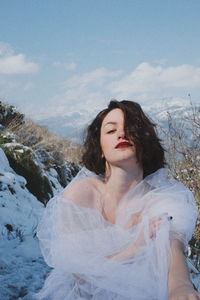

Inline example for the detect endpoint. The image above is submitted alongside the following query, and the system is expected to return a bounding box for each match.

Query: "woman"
[35,100,199,300]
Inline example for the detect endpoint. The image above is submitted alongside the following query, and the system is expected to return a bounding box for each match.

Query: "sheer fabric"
[35,168,198,300]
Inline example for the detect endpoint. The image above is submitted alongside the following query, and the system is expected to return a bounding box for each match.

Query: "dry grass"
[164,102,200,244]
[6,117,82,164]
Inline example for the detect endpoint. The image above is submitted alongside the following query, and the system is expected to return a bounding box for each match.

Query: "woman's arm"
[168,239,200,300]
[107,217,161,261]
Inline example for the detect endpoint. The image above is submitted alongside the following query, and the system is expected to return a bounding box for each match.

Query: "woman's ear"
[101,152,105,158]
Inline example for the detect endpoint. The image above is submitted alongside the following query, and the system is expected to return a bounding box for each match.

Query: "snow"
[0,148,11,172]
[15,149,24,153]
[0,147,199,299]
[0,238,51,300]
[3,142,30,150]
[0,148,53,299]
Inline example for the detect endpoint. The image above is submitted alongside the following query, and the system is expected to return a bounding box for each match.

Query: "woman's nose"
[117,128,125,139]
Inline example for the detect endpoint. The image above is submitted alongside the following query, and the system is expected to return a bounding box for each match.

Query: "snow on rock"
[0,148,44,239]
[1,139,76,204]
[0,148,51,299]
[0,148,12,172]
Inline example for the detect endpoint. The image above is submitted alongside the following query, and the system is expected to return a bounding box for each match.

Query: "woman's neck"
[103,163,143,205]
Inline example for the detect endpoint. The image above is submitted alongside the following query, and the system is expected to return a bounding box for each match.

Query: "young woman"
[35,100,199,300]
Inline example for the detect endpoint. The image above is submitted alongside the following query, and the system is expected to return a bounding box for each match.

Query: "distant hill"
[0,101,81,204]
[34,98,196,143]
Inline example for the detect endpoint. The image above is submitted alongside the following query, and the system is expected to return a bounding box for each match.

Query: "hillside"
[0,102,82,299]
[0,101,81,204]
[0,101,199,298]
[0,148,50,299]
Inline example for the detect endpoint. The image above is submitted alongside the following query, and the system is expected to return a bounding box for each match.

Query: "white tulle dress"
[35,168,198,300]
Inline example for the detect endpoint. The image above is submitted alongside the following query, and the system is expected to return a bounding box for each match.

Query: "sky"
[0,0,200,140]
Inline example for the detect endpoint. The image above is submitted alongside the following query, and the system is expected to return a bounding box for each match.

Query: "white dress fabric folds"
[35,168,198,300]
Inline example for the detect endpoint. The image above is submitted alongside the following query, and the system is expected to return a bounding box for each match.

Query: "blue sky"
[0,0,200,139]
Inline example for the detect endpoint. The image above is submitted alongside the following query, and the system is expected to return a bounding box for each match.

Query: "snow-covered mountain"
[35,98,196,143]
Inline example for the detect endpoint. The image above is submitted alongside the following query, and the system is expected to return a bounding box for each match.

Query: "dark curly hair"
[82,100,165,178]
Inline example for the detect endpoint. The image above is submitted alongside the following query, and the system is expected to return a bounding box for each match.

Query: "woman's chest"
[93,192,142,228]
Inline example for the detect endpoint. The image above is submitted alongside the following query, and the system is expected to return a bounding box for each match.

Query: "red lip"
[115,142,132,149]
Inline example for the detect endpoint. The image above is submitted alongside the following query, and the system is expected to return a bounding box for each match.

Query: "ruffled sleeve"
[36,167,100,268]
[36,194,127,271]
[36,195,60,268]
[146,177,198,248]
[165,183,198,247]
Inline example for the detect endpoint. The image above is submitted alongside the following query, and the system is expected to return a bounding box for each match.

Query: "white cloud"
[52,61,77,71]
[31,67,123,121]
[107,62,200,99]
[0,42,39,75]
[0,54,39,75]
[29,63,200,125]
[64,67,122,88]
[159,64,200,88]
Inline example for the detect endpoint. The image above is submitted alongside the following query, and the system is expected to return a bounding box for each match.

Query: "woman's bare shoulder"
[62,177,102,207]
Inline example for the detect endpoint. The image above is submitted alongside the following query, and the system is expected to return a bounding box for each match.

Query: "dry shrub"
[164,102,200,248]
[6,117,82,164]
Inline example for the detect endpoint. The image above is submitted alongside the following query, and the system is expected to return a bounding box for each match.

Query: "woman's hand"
[72,273,85,285]
[107,216,162,261]
[168,283,200,299]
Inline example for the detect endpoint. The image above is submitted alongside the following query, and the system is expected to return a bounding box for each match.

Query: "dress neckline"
[64,196,117,226]
[62,167,168,226]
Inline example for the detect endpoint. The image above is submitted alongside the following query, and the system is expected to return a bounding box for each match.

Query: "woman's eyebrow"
[103,121,117,128]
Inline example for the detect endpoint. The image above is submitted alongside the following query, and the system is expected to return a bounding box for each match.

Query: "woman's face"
[100,108,137,167]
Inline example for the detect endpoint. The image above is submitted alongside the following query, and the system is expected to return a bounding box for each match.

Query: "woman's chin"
[107,154,138,167]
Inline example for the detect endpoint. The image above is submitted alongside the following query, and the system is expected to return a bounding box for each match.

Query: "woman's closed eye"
[107,129,116,134]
